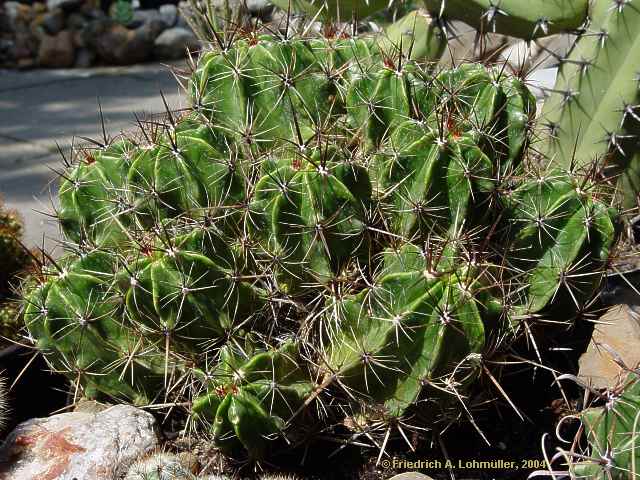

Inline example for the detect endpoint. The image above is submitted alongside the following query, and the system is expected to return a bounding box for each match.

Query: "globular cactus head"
[191,342,314,458]
[124,452,197,480]
[23,29,622,460]
[322,243,486,419]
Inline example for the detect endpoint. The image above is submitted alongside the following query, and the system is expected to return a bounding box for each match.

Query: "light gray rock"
[527,67,558,102]
[88,20,158,65]
[388,473,434,480]
[133,8,166,26]
[154,27,198,60]
[3,2,19,23]
[46,0,82,11]
[245,0,272,14]
[500,34,576,71]
[0,404,159,480]
[4,2,28,25]
[176,2,193,29]
[579,289,640,389]
[41,8,66,35]
[438,20,511,68]
[159,4,179,28]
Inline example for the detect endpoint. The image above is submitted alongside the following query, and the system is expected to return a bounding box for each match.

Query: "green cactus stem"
[502,173,618,315]
[571,373,640,479]
[324,243,486,417]
[380,9,447,61]
[540,0,640,209]
[424,0,588,39]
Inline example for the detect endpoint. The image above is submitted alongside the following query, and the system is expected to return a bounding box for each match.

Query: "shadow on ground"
[0,63,185,246]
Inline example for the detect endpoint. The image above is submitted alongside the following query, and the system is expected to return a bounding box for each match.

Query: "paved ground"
[0,62,186,248]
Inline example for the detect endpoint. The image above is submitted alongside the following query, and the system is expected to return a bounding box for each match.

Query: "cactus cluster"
[23,31,620,459]
[125,452,196,480]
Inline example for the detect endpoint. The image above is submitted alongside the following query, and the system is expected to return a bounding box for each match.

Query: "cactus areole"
[24,35,619,458]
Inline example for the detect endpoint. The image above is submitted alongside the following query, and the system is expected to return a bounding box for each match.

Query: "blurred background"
[0,0,216,247]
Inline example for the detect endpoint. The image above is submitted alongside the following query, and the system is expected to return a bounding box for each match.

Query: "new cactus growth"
[502,174,618,315]
[24,250,167,404]
[192,342,313,457]
[380,9,447,61]
[24,32,621,459]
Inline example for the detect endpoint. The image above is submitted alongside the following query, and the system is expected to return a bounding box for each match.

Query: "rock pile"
[0,0,199,69]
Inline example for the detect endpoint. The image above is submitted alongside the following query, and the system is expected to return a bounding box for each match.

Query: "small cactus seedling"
[0,203,31,293]
[125,451,303,480]
[123,452,200,480]
[125,452,196,480]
